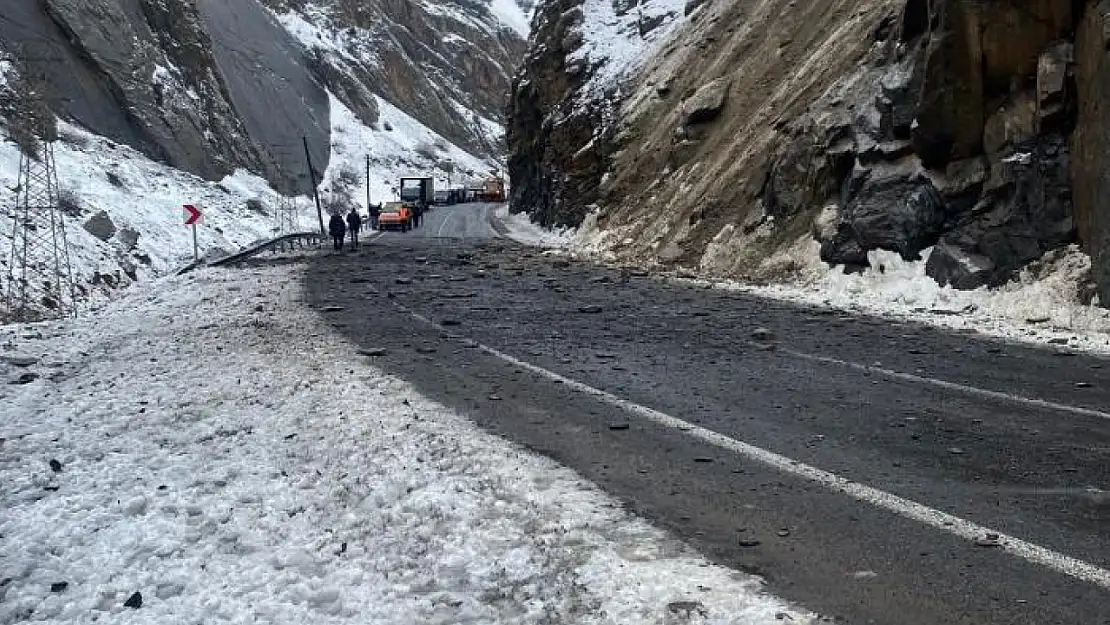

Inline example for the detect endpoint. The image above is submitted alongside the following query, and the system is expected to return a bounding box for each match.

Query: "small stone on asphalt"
[50,582,68,593]
[124,591,143,609]
[609,423,630,430]
[358,348,388,357]
[49,459,62,473]
[752,328,775,341]
[578,305,603,314]
[738,539,761,548]
[1,355,38,367]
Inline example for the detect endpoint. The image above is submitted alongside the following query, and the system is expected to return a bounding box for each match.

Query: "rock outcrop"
[1072,1,1110,304]
[506,0,600,228]
[507,0,684,228]
[508,0,1110,303]
[0,0,328,193]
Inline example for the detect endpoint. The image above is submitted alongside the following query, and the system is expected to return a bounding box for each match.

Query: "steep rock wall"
[0,0,329,193]
[510,0,1110,303]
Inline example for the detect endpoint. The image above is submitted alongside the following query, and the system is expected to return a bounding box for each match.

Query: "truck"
[482,177,505,202]
[399,177,434,207]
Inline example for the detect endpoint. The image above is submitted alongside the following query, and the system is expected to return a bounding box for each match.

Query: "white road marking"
[436,210,455,238]
[398,306,1110,591]
[770,344,1110,422]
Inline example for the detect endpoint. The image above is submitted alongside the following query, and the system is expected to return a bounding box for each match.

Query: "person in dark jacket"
[346,208,362,249]
[369,203,381,230]
[412,201,424,229]
[328,212,346,252]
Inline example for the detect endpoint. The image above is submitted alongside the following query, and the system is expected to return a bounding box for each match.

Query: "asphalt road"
[304,204,1110,624]
[364,202,502,241]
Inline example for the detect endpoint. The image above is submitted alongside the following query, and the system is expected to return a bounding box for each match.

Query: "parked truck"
[399,177,434,207]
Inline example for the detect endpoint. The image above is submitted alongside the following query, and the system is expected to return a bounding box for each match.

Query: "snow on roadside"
[495,203,576,248]
[0,263,810,624]
[562,215,1110,354]
[702,238,1110,354]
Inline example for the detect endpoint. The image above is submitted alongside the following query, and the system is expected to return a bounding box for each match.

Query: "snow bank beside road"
[0,122,313,311]
[495,203,577,247]
[0,264,809,624]
[708,240,1110,355]
[565,213,1110,354]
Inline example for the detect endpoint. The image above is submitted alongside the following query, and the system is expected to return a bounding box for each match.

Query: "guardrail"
[177,231,323,275]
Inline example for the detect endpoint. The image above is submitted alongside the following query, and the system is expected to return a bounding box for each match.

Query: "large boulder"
[683,77,731,125]
[83,211,117,242]
[820,159,945,267]
[927,135,1074,288]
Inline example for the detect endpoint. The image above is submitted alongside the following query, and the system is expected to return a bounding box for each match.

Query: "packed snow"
[495,204,576,248]
[0,262,810,624]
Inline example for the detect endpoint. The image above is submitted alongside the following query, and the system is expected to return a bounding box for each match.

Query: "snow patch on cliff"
[570,0,686,102]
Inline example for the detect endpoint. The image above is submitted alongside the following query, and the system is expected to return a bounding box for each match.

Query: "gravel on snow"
[0,263,809,624]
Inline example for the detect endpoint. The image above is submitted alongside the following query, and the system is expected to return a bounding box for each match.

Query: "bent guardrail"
[177,231,323,275]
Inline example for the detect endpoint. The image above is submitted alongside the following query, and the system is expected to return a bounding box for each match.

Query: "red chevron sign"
[183,204,203,225]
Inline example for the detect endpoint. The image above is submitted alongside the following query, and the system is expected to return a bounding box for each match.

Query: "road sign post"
[183,204,203,261]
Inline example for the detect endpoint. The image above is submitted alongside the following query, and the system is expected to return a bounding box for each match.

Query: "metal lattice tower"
[4,141,77,322]
[275,193,299,243]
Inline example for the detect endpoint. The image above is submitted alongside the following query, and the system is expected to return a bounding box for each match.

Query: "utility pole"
[365,154,371,212]
[302,136,325,235]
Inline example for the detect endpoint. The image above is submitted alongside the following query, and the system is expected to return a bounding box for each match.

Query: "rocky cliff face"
[507,0,684,227]
[0,0,311,189]
[509,0,1110,305]
[0,0,528,194]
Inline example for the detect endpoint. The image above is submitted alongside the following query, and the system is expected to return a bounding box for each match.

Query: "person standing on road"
[328,212,346,252]
[412,201,424,229]
[369,203,381,231]
[346,208,362,249]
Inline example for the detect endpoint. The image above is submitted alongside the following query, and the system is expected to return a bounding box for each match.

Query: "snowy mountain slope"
[0,261,811,624]
[0,85,498,319]
[265,0,528,161]
[0,0,527,194]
